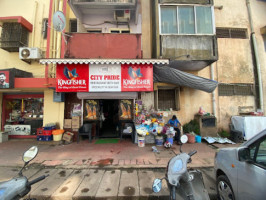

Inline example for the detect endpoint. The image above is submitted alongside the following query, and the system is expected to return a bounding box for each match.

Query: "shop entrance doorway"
[99,100,119,138]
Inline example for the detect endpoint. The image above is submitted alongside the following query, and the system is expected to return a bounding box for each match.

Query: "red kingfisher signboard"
[121,64,153,91]
[56,64,89,92]
[56,63,153,92]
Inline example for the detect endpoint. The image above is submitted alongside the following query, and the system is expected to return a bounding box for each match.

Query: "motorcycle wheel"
[216,175,235,200]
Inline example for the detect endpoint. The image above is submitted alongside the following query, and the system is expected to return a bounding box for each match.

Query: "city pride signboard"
[56,63,153,92]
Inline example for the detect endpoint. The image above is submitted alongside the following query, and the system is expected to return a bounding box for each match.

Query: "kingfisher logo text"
[58,79,86,86]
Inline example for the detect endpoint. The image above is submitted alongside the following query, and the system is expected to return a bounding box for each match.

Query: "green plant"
[183,120,200,134]
[218,130,230,138]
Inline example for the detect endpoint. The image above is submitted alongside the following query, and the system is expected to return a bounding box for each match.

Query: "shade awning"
[40,58,169,65]
[77,92,138,99]
[153,65,218,93]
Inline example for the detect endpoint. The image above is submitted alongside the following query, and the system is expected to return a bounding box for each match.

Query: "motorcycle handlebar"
[28,175,48,186]
[188,150,197,157]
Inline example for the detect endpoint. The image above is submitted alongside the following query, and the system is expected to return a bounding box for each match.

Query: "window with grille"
[216,28,248,39]
[69,19,77,33]
[218,83,254,96]
[155,88,180,111]
[0,22,29,52]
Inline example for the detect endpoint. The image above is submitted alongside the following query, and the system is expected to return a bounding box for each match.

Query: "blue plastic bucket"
[195,135,202,143]
[166,137,173,145]
[155,136,164,146]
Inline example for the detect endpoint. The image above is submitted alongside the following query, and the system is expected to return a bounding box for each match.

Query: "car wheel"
[217,175,235,200]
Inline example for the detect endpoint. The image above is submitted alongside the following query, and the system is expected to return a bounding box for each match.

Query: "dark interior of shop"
[100,100,119,138]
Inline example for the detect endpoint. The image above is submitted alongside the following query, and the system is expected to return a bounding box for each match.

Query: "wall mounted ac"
[19,47,43,60]
[114,10,130,22]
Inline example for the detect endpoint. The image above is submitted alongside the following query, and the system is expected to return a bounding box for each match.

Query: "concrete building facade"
[0,0,265,139]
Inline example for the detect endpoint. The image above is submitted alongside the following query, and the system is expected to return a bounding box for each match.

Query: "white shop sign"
[4,125,31,135]
[89,64,121,92]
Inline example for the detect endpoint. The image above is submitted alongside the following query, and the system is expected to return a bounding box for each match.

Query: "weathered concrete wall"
[43,90,64,129]
[217,39,254,83]
[141,0,152,58]
[214,0,266,131]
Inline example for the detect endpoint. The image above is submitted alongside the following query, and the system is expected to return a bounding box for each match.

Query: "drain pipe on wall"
[246,0,264,112]
[211,63,216,117]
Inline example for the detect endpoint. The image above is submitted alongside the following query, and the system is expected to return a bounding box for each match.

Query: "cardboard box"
[64,119,72,129]
[62,131,74,143]
[72,116,80,129]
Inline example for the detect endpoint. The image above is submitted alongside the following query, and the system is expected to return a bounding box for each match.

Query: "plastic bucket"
[138,137,145,147]
[155,136,164,146]
[52,129,64,141]
[166,137,173,145]
[187,134,195,144]
[195,135,202,143]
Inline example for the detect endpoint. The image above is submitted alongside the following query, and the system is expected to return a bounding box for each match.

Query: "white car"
[214,129,266,200]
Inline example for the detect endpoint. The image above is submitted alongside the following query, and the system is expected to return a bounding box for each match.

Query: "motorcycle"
[152,135,210,200]
[0,146,48,200]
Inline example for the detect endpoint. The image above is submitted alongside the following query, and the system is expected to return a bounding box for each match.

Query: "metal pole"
[246,0,264,112]
[211,64,216,116]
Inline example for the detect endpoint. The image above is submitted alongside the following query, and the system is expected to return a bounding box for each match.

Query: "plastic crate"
[37,134,53,141]
[43,126,56,130]
[37,128,43,135]
[43,130,52,135]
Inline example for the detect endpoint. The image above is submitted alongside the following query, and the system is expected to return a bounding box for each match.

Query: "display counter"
[4,118,43,135]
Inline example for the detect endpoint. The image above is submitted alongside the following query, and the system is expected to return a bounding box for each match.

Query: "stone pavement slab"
[118,170,139,200]
[51,169,88,200]
[73,169,105,200]
[95,169,121,200]
[138,170,158,199]
[0,166,40,182]
[25,168,57,199]
[29,169,73,199]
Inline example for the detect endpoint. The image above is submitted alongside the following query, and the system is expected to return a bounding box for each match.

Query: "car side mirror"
[238,147,253,163]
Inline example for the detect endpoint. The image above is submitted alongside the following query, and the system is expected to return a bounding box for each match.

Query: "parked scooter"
[152,135,210,200]
[0,146,48,200]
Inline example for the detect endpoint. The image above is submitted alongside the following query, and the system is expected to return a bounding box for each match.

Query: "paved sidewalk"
[0,166,217,200]
[0,138,239,169]
[0,139,239,199]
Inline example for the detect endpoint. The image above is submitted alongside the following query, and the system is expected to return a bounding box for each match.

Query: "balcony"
[69,0,137,20]
[160,35,218,71]
[65,33,142,59]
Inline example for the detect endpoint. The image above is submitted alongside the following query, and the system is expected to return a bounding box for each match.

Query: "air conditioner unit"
[19,47,43,60]
[114,10,130,22]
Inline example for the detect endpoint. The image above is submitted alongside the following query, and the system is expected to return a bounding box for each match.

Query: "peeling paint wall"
[214,0,266,131]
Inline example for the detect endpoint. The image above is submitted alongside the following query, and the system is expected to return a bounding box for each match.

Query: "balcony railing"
[160,35,218,71]
[65,33,142,59]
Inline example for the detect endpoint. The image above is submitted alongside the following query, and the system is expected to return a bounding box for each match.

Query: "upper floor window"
[160,5,214,35]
